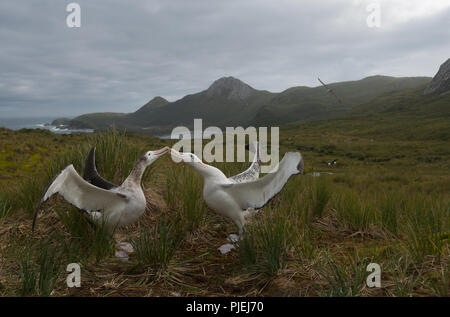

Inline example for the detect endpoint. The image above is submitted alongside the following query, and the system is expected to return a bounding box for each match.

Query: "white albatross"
[32,146,169,258]
[170,145,303,253]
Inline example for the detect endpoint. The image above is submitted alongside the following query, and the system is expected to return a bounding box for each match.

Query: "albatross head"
[141,146,170,166]
[170,149,207,168]
[170,148,226,179]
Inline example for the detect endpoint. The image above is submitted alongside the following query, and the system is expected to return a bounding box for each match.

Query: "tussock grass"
[335,190,376,232]
[401,195,449,261]
[378,192,399,236]
[165,165,206,233]
[238,210,296,275]
[318,254,369,297]
[55,206,114,262]
[0,193,13,220]
[310,177,332,218]
[132,220,183,272]
[17,236,63,297]
[429,265,449,297]
[13,176,48,215]
[1,128,449,296]
[295,229,317,262]
[46,129,145,184]
[388,256,421,297]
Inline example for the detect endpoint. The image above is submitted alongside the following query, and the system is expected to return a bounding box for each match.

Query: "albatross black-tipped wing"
[221,152,303,210]
[32,165,128,232]
[83,147,118,190]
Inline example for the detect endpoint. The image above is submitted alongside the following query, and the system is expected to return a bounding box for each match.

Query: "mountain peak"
[143,96,168,108]
[206,76,256,101]
[135,96,169,114]
[148,96,168,105]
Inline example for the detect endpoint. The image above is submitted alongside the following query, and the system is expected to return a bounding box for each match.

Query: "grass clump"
[378,192,399,236]
[132,220,183,272]
[387,256,421,297]
[0,192,13,220]
[165,166,206,233]
[238,210,296,275]
[401,196,449,261]
[310,177,332,218]
[56,207,114,262]
[17,236,63,297]
[13,176,48,215]
[295,229,317,262]
[429,265,449,297]
[318,254,369,297]
[335,190,375,232]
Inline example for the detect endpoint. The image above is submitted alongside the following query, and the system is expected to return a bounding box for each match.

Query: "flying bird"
[318,77,342,104]
[170,143,303,252]
[32,146,169,258]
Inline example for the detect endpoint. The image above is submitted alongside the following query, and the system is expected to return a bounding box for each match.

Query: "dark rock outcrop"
[206,76,256,101]
[424,58,450,95]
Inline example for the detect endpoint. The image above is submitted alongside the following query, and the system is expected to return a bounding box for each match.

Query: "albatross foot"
[218,234,241,254]
[115,250,129,261]
[218,243,236,254]
[114,241,134,261]
[227,234,240,243]
[116,241,134,254]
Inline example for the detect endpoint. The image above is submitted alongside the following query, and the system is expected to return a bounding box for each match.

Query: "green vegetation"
[0,82,449,296]
[132,220,183,272]
[59,75,431,134]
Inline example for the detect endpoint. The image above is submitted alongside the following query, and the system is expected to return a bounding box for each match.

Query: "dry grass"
[0,128,449,297]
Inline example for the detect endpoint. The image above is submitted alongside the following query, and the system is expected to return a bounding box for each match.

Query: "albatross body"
[170,144,303,238]
[33,146,169,238]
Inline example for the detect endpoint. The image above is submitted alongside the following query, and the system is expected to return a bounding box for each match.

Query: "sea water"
[0,117,93,134]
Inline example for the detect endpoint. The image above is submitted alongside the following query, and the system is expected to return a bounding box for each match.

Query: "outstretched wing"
[32,164,128,231]
[83,147,118,190]
[318,77,342,104]
[221,152,303,210]
[229,141,261,183]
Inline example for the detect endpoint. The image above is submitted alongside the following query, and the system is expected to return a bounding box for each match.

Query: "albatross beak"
[170,148,184,162]
[153,146,169,156]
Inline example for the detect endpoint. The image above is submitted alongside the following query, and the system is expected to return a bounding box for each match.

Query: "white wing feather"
[42,165,128,211]
[220,152,303,210]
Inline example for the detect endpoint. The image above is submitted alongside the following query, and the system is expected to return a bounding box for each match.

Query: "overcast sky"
[0,0,449,118]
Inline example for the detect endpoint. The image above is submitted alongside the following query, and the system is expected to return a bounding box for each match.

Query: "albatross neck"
[122,160,146,188]
[191,162,227,181]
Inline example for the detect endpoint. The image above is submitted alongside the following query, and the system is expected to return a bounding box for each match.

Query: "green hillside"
[60,75,431,134]
[251,76,431,126]
[284,84,450,142]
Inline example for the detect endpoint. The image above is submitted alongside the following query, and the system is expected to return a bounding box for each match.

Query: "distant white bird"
[170,144,303,241]
[32,146,169,258]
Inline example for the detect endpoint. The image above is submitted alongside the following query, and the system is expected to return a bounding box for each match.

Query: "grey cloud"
[0,0,448,117]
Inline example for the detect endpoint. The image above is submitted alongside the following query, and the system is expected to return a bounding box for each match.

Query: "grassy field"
[0,125,448,297]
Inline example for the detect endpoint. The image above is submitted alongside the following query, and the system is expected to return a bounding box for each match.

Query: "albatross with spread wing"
[170,144,303,252]
[32,146,169,258]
